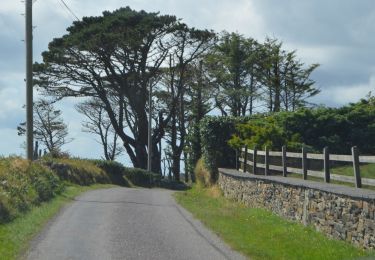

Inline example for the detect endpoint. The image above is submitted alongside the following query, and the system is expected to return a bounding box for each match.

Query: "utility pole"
[25,0,33,160]
[147,82,152,181]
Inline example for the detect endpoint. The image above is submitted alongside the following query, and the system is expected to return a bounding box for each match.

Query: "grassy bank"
[174,185,373,260]
[0,155,176,259]
[0,183,115,260]
[332,163,375,179]
[0,156,158,260]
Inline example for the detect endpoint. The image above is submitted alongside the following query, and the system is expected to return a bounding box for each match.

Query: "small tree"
[18,99,71,155]
[76,98,123,161]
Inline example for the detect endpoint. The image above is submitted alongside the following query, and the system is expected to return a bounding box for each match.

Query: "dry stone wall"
[218,168,375,249]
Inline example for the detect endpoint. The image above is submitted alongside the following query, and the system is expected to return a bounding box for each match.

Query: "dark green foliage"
[229,116,305,152]
[92,160,131,186]
[205,34,319,116]
[230,97,375,154]
[28,163,63,201]
[34,7,182,172]
[194,97,375,186]
[92,159,160,187]
[123,167,161,187]
[199,116,252,181]
[0,158,62,223]
[256,38,320,113]
[205,32,259,116]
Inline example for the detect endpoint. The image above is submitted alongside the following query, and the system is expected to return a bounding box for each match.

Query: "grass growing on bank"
[0,183,115,260]
[174,185,373,260]
[0,155,162,260]
[332,163,375,179]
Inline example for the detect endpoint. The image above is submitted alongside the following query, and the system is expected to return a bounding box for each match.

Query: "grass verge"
[174,185,374,260]
[331,163,375,179]
[0,183,116,260]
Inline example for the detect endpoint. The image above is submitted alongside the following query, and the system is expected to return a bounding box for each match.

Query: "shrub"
[0,157,62,223]
[229,116,306,152]
[230,99,375,155]
[42,157,161,187]
[194,158,212,187]
[199,116,252,182]
[91,160,160,187]
[0,193,14,223]
[123,167,161,187]
[92,160,131,186]
[28,162,63,201]
[41,158,110,185]
[0,156,164,223]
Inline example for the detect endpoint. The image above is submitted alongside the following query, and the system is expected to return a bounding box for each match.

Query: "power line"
[59,0,80,21]
[51,0,75,23]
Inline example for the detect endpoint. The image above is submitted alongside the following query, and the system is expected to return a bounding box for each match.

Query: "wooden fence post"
[265,146,269,176]
[302,146,307,180]
[282,145,287,177]
[33,141,39,160]
[235,149,238,170]
[243,146,248,173]
[352,146,362,188]
[253,147,257,175]
[324,146,330,183]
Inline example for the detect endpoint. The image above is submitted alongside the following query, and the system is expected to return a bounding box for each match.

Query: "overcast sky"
[1,0,374,161]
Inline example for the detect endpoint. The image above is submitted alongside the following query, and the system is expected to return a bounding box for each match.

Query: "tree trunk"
[184,151,188,182]
[273,62,281,112]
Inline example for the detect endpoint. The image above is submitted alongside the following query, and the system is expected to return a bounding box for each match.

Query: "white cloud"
[310,75,375,106]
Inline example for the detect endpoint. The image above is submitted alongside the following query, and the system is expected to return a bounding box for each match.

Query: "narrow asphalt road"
[26,187,246,260]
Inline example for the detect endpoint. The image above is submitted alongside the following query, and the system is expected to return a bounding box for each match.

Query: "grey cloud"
[252,0,375,46]
[249,0,375,100]
[0,13,24,72]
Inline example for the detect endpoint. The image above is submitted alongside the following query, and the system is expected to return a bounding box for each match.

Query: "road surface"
[26,187,246,260]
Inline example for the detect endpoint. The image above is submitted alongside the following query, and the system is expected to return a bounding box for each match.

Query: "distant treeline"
[230,96,375,154]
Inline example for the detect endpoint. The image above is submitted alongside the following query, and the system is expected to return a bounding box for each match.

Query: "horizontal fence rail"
[239,145,375,189]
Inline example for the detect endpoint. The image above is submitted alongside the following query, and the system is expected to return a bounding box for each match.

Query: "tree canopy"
[33,7,320,179]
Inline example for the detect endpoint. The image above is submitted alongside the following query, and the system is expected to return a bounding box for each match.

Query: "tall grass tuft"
[195,158,213,187]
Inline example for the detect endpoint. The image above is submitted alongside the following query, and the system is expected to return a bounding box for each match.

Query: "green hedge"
[92,160,131,186]
[123,167,161,187]
[0,156,163,223]
[44,158,160,188]
[277,102,375,154]
[0,157,62,223]
[230,99,375,155]
[92,160,161,187]
[199,116,252,181]
[41,158,111,185]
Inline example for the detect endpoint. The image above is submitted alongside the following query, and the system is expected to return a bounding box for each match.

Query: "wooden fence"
[238,146,375,188]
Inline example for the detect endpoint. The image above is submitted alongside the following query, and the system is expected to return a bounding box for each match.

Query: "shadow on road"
[156,179,190,191]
